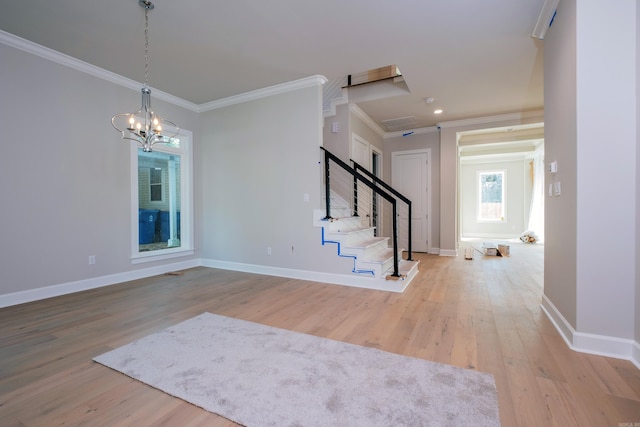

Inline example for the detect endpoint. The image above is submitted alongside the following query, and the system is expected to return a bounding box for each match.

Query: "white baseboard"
[541,294,640,369]
[462,233,520,239]
[0,259,200,308]
[1,257,415,309]
[439,249,458,257]
[201,259,409,293]
[633,341,640,370]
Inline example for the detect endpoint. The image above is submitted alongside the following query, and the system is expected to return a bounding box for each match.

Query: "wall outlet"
[267,247,272,256]
[88,255,96,265]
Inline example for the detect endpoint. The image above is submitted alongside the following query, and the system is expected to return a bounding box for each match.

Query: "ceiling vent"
[381,116,417,131]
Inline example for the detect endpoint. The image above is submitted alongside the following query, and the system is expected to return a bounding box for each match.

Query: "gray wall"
[322,104,349,162]
[198,85,350,273]
[636,0,640,348]
[0,42,200,297]
[544,0,637,343]
[573,0,637,341]
[543,0,578,328]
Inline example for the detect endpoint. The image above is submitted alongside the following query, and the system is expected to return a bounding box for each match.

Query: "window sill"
[131,247,195,264]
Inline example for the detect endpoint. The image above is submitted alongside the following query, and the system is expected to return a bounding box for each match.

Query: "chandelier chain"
[144,7,149,88]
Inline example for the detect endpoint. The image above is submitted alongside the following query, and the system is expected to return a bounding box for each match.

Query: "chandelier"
[111,0,178,152]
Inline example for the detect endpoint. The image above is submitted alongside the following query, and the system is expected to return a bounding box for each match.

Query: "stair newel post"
[392,200,400,277]
[407,200,413,261]
[323,149,332,220]
[352,161,359,217]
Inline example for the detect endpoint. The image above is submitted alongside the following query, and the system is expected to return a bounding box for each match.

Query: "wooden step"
[384,259,420,281]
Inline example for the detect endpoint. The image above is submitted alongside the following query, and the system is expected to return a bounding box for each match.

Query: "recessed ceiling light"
[434,109,443,114]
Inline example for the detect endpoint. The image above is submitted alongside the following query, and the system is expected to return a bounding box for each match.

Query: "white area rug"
[94,312,500,426]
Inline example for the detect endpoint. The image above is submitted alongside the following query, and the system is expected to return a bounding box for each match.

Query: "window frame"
[476,170,506,223]
[130,128,194,263]
[148,167,164,202]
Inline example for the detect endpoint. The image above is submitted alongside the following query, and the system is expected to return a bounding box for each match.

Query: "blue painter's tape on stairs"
[321,227,375,276]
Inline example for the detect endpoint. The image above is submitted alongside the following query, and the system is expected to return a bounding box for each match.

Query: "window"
[149,167,163,202]
[131,129,193,263]
[478,171,505,221]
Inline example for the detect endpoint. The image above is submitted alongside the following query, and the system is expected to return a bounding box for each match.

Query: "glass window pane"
[478,171,505,221]
[138,150,181,252]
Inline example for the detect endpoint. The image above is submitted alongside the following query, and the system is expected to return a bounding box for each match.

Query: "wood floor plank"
[0,242,638,426]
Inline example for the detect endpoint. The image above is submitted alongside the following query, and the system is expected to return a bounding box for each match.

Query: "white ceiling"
[0,0,546,131]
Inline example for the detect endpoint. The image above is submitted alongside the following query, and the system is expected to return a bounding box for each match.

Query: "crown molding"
[348,104,386,137]
[0,30,200,112]
[1,30,327,114]
[437,110,544,129]
[199,75,328,112]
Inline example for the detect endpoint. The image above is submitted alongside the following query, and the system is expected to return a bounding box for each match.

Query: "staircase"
[314,146,420,293]
[313,207,419,292]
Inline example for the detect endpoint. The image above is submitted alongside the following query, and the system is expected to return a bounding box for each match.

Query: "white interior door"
[392,150,431,253]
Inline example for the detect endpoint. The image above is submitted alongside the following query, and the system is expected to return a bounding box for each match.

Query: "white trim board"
[0,30,199,112]
[541,294,640,369]
[0,259,200,308]
[201,259,409,293]
[0,258,411,308]
[199,75,328,112]
[439,249,458,257]
[0,30,326,114]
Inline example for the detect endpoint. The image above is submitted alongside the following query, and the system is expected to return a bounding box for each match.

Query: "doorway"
[391,149,431,253]
[457,127,545,244]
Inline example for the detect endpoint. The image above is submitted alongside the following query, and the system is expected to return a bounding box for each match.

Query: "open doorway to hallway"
[458,125,545,247]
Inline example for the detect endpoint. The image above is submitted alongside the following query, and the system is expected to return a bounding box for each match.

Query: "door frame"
[351,133,384,233]
[391,148,432,254]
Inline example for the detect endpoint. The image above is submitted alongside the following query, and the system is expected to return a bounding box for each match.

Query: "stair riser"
[340,241,390,260]
[324,229,376,247]
[357,249,405,275]
[325,218,364,233]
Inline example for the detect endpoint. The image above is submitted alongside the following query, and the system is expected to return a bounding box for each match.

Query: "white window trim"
[130,128,194,263]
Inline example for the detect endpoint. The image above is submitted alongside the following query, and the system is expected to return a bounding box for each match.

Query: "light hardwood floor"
[1,242,639,426]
